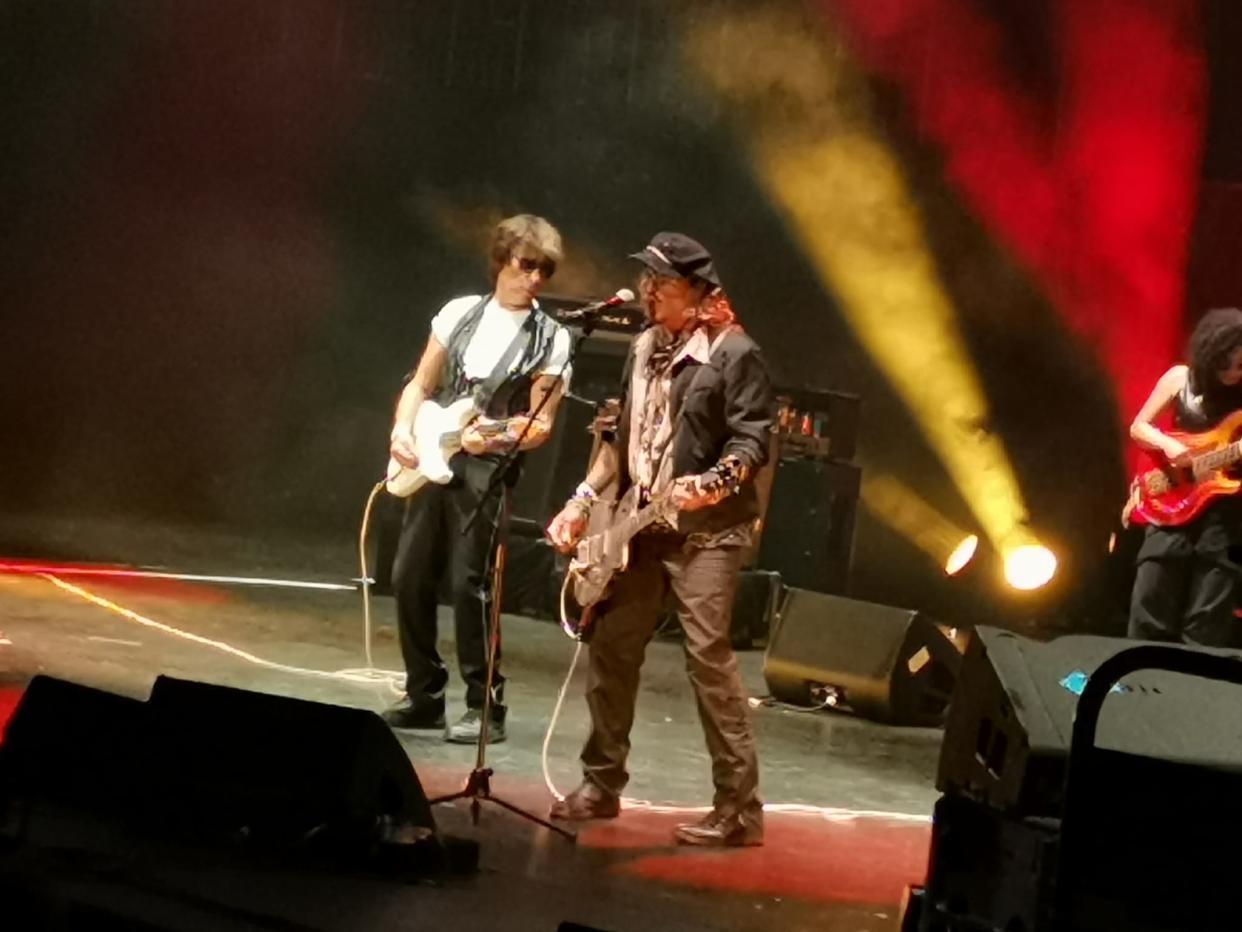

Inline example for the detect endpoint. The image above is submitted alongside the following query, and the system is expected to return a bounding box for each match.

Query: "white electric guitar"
[385,398,513,498]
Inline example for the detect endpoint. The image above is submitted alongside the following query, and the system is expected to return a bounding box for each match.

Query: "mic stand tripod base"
[429,767,577,841]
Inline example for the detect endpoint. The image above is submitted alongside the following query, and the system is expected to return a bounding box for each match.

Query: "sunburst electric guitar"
[385,398,513,498]
[1123,409,1242,527]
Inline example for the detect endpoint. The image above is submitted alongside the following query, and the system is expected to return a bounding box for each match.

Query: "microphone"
[559,288,635,321]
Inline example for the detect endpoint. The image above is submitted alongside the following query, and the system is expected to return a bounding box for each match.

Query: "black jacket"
[614,326,774,536]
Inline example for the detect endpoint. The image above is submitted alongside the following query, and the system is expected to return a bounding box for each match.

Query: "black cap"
[628,232,721,287]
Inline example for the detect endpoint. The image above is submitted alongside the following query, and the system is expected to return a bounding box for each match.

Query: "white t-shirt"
[431,295,572,386]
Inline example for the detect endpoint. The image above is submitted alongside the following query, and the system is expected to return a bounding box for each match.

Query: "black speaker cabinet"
[731,569,783,649]
[0,676,149,819]
[147,676,434,846]
[763,589,960,725]
[756,459,859,594]
[0,675,436,856]
[937,626,1242,817]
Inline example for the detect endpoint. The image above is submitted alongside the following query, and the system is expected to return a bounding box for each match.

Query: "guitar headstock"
[589,398,622,438]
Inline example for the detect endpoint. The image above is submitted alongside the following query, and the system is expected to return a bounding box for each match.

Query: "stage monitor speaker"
[756,459,859,594]
[0,675,437,857]
[146,676,435,847]
[731,569,782,649]
[0,676,149,819]
[936,627,1242,817]
[763,590,960,725]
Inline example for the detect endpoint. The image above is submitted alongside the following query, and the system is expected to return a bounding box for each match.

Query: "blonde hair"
[488,214,563,283]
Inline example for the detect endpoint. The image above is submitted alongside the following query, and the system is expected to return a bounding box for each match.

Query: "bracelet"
[571,482,598,502]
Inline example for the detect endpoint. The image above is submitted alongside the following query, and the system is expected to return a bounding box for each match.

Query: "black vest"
[436,296,560,417]
[1174,374,1242,432]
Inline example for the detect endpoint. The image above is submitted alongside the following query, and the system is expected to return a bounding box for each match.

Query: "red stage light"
[823,0,1206,435]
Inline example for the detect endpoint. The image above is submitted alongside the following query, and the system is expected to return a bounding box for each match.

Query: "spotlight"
[1003,545,1057,591]
[944,535,979,576]
[859,473,982,575]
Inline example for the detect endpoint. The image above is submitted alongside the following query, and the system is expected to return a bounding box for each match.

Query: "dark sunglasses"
[516,255,556,279]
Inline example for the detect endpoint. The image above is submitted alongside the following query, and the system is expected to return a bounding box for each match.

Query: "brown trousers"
[580,533,761,816]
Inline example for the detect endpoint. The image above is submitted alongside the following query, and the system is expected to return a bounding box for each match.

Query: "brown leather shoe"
[673,807,764,847]
[549,779,620,821]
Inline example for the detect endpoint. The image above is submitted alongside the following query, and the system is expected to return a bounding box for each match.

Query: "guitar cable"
[363,464,582,799]
[355,478,406,695]
[540,573,588,802]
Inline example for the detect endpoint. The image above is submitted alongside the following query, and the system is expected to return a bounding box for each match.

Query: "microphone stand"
[428,309,606,842]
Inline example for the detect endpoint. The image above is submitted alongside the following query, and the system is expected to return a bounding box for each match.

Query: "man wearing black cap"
[546,232,773,846]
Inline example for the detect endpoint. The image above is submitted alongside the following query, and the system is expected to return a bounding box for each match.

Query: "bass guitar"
[1123,409,1242,527]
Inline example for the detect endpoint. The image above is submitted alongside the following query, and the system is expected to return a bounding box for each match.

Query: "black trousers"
[391,454,506,713]
[1128,527,1237,647]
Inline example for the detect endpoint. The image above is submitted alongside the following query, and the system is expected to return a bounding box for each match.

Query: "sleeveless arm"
[512,374,564,451]
[1130,364,1189,457]
[391,336,447,438]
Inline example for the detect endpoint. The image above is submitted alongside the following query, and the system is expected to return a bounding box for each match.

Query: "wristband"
[572,481,598,502]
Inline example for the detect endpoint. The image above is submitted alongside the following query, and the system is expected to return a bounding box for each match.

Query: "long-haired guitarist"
[383,214,572,743]
[545,232,773,846]
[1128,307,1242,646]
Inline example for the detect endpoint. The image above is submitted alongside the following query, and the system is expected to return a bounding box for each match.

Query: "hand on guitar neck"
[460,415,541,455]
[669,473,731,513]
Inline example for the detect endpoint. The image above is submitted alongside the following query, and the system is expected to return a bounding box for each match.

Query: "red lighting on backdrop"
[823,0,1206,431]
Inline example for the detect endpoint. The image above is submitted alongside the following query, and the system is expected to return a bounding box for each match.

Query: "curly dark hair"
[1188,307,1242,403]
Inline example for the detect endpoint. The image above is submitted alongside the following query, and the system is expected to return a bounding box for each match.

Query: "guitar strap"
[473,310,541,412]
[441,295,553,413]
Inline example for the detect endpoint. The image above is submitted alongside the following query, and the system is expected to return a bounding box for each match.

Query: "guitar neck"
[616,473,735,540]
[1195,439,1242,472]
[621,498,669,540]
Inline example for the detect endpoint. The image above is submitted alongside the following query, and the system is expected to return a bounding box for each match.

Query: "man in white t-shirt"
[384,214,572,744]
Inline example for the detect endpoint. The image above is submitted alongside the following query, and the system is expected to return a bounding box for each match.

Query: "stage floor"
[0,514,942,931]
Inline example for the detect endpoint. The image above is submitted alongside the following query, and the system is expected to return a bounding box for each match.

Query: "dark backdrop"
[3,0,1237,631]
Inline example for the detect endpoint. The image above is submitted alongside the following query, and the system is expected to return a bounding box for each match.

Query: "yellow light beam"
[860,473,978,574]
[683,7,1037,556]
